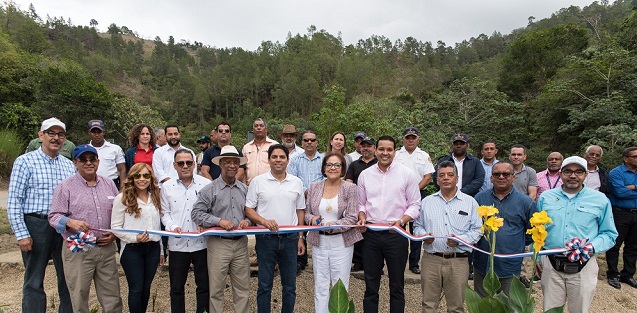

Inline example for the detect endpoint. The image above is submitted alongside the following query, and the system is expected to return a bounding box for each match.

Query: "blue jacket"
[124,145,158,172]
[434,153,485,197]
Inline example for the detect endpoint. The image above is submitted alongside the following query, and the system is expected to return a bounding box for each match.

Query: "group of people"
[7,116,637,313]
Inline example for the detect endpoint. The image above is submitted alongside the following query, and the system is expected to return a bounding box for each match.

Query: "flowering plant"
[465,207,563,313]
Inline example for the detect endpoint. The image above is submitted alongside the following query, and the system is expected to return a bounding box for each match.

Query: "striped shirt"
[288,152,324,191]
[414,189,482,254]
[49,173,119,239]
[8,148,76,240]
[536,169,562,198]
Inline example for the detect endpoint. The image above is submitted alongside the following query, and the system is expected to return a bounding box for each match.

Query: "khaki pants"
[62,241,122,313]
[421,253,469,313]
[207,236,250,313]
[541,255,598,313]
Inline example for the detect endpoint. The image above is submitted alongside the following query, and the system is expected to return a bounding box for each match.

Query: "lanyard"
[546,172,561,189]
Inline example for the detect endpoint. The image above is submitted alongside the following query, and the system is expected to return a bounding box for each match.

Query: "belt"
[127,241,160,247]
[259,233,297,238]
[613,206,637,213]
[25,213,48,219]
[212,235,245,241]
[319,231,340,236]
[431,252,470,259]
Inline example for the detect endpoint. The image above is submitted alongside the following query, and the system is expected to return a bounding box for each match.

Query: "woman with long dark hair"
[124,123,157,172]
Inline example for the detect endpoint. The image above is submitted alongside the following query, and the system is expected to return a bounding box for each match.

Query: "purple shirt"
[49,173,119,239]
[358,162,421,223]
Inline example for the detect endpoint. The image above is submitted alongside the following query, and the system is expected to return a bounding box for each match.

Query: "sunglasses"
[176,161,194,167]
[77,157,98,163]
[492,172,513,178]
[217,129,231,133]
[133,173,151,179]
[303,138,317,142]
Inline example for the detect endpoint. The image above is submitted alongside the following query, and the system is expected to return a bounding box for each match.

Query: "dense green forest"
[1,1,636,169]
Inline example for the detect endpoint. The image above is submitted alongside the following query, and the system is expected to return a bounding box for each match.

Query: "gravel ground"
[0,236,636,313]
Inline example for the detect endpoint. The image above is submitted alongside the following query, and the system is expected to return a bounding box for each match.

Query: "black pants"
[168,249,209,313]
[606,208,637,279]
[353,240,364,268]
[408,221,422,269]
[362,230,408,313]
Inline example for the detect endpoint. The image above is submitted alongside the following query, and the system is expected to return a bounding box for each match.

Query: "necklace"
[325,197,335,213]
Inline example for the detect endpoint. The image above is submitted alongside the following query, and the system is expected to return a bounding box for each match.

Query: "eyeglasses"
[133,173,151,179]
[44,130,66,138]
[562,169,586,176]
[325,162,342,168]
[217,129,231,133]
[492,172,513,178]
[303,138,317,142]
[77,157,98,163]
[626,155,637,159]
[176,161,194,168]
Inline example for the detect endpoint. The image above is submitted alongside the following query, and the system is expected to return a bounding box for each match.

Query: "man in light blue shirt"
[537,156,617,313]
[479,141,499,191]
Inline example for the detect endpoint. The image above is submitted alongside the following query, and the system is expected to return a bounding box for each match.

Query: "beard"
[282,141,295,149]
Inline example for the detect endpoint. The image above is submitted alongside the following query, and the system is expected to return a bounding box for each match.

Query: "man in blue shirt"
[473,161,535,296]
[537,156,618,313]
[606,147,637,289]
[8,118,76,313]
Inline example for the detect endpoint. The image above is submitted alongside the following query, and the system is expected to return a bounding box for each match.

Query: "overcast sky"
[14,0,596,50]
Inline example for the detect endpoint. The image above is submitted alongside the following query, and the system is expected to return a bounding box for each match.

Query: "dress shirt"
[111,193,162,250]
[583,167,601,191]
[480,159,499,191]
[473,188,536,278]
[538,187,617,253]
[89,140,125,180]
[8,148,76,240]
[152,144,196,184]
[347,151,361,161]
[357,162,421,223]
[160,174,211,252]
[395,147,435,188]
[289,145,305,160]
[513,164,538,195]
[242,137,279,184]
[414,189,482,254]
[49,174,119,239]
[608,163,637,208]
[536,169,562,198]
[245,171,305,225]
[191,177,249,228]
[288,152,324,191]
[453,156,465,188]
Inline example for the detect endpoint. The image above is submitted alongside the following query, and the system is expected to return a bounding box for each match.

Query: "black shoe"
[468,272,474,281]
[296,264,305,275]
[608,277,621,289]
[533,275,541,282]
[351,264,364,272]
[519,276,531,288]
[410,266,421,274]
[620,277,637,288]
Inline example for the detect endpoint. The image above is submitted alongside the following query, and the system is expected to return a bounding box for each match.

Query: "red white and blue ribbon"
[102,224,573,259]
[66,231,97,253]
[565,237,593,262]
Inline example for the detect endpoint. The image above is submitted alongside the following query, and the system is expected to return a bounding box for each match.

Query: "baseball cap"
[354,132,367,140]
[88,120,105,131]
[197,136,211,143]
[40,118,66,131]
[561,156,587,171]
[451,133,469,143]
[72,144,98,159]
[360,136,376,146]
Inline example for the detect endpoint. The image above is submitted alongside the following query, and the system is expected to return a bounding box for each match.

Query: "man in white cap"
[537,156,618,313]
[192,145,251,313]
[8,117,76,312]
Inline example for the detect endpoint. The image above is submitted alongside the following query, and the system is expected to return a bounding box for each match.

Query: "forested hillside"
[1,1,636,168]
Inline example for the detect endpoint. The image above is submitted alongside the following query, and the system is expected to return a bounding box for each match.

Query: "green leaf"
[545,305,565,313]
[328,279,350,313]
[477,297,507,313]
[493,292,513,313]
[465,285,482,313]
[483,270,501,296]
[507,276,529,313]
[347,300,355,313]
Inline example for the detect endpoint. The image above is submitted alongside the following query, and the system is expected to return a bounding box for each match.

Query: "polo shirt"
[90,140,125,180]
[245,171,305,225]
[344,158,377,184]
[513,164,538,195]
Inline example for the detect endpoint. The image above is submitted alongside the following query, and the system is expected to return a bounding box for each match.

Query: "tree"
[89,18,98,27]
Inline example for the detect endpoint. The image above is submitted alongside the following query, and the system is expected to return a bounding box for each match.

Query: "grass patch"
[0,129,24,181]
[0,209,11,235]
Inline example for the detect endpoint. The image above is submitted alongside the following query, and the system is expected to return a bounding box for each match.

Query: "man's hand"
[66,219,91,233]
[219,220,235,231]
[262,219,278,232]
[446,234,459,247]
[172,227,182,233]
[18,238,33,252]
[158,255,165,267]
[356,212,367,233]
[423,233,435,244]
[136,231,150,243]
[97,231,116,246]
[197,225,205,233]
[298,238,306,255]
[626,184,636,191]
[237,220,250,230]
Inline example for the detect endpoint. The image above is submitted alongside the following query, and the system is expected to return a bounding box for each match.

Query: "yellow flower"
[484,216,504,232]
[526,224,548,251]
[529,211,553,227]
[477,205,499,218]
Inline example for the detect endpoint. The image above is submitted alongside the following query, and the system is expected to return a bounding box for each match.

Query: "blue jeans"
[255,234,298,313]
[22,214,72,313]
[120,241,160,313]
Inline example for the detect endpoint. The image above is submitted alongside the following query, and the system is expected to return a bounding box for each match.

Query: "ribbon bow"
[66,231,97,253]
[565,237,593,262]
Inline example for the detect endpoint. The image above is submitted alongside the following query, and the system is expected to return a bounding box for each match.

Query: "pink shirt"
[357,162,421,223]
[536,169,563,198]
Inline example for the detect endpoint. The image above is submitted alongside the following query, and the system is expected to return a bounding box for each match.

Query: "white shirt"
[90,141,125,179]
[289,145,305,160]
[161,175,211,252]
[152,144,196,184]
[584,167,602,191]
[348,151,361,161]
[395,147,435,188]
[111,193,162,255]
[453,155,465,189]
[245,171,305,225]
